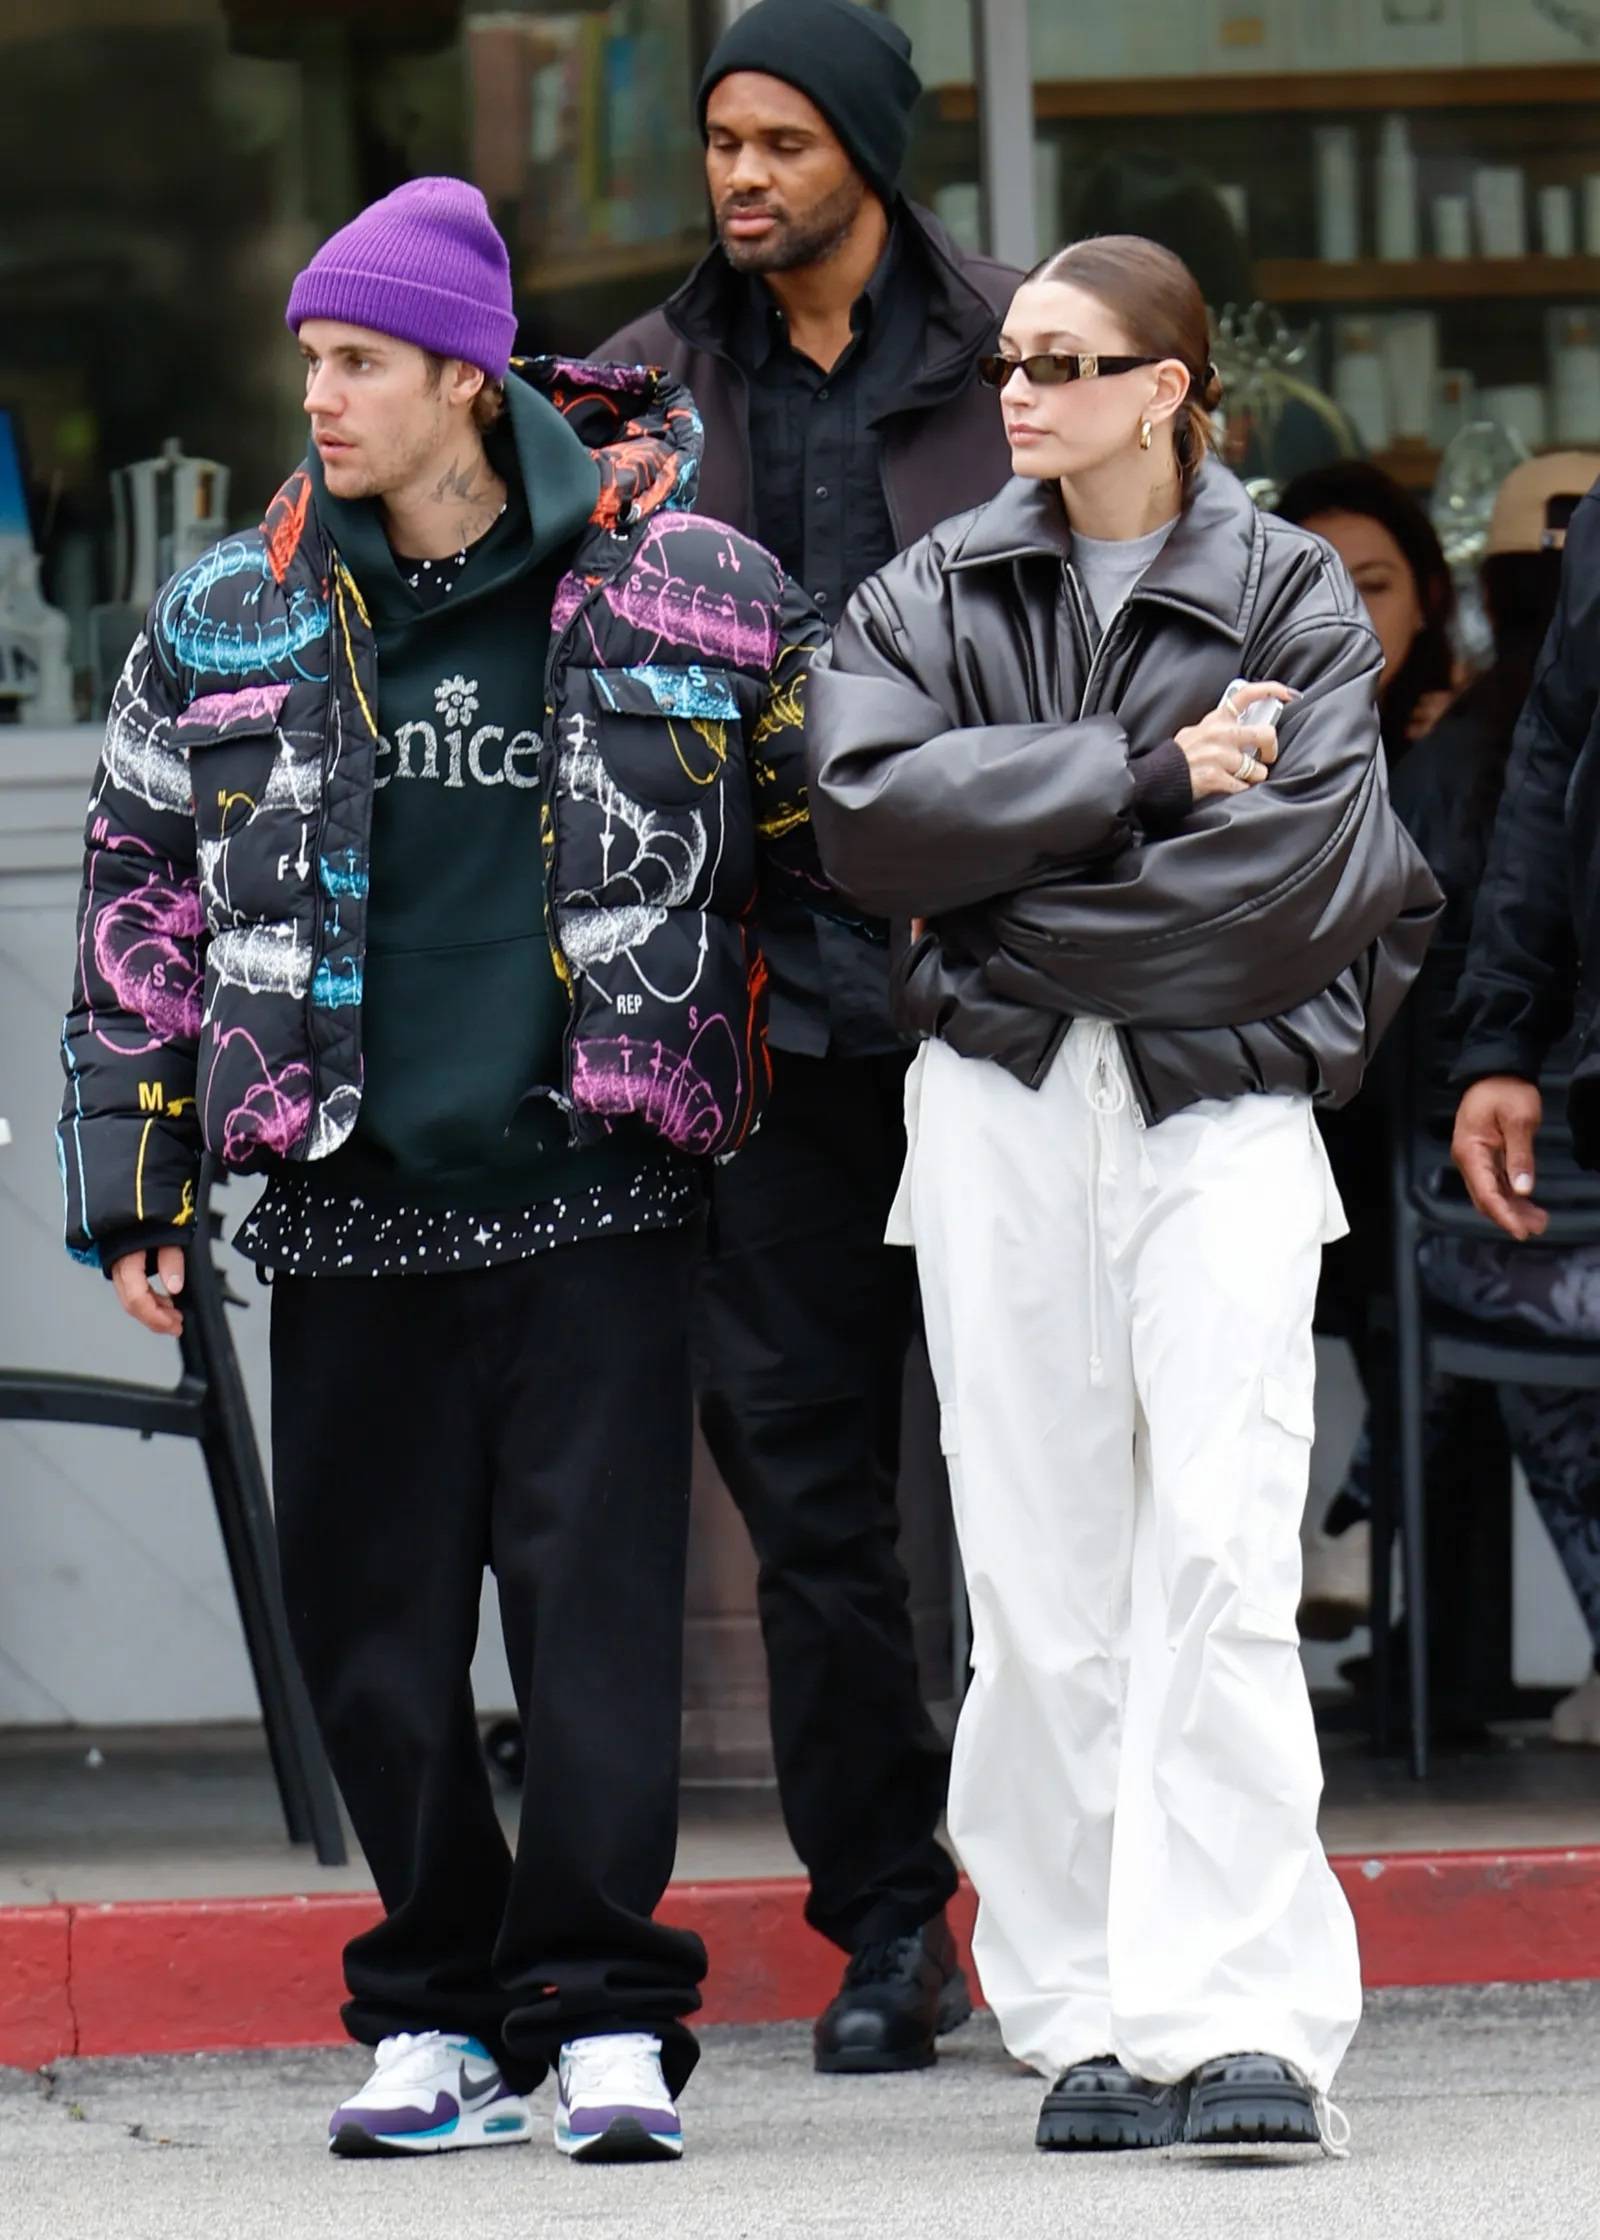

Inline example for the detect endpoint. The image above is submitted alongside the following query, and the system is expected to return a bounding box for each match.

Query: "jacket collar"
[947,458,1262,643]
[305,371,600,627]
[273,353,701,576]
[664,199,1004,399]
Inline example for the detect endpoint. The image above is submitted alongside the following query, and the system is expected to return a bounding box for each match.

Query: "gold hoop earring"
[1139,419,1153,452]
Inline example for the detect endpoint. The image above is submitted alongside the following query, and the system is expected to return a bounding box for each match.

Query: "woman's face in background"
[1299,508,1425,695]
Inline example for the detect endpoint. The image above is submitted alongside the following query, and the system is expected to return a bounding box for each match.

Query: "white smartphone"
[1222,678,1288,733]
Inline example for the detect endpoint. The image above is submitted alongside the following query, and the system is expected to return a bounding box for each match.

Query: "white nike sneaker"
[328,2030,533,2157]
[1298,1521,1371,1642]
[1551,1671,1600,1747]
[554,2032,683,2163]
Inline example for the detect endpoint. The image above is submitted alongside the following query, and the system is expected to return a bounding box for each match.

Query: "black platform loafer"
[1035,2055,1187,2151]
[1184,2051,1321,2146]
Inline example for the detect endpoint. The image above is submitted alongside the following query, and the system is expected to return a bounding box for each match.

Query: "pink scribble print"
[91,877,205,1049]
[553,521,779,671]
[610,517,778,668]
[177,683,291,732]
[571,1030,732,1154]
[204,1026,312,1164]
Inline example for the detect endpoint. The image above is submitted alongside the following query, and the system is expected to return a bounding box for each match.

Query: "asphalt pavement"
[4,1982,1596,2240]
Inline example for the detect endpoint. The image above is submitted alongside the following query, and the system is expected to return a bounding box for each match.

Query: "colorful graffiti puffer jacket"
[58,357,825,1267]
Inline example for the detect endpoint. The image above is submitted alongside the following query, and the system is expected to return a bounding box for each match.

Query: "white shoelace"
[1314,2091,1352,2159]
[372,2030,445,2076]
[564,2031,669,2106]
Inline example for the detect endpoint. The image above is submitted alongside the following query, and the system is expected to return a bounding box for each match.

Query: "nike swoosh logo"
[458,2063,504,2109]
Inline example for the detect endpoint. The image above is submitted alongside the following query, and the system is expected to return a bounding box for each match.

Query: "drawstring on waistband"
[1081,1022,1126,1389]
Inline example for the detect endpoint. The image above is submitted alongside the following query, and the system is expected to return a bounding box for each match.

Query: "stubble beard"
[717,171,868,275]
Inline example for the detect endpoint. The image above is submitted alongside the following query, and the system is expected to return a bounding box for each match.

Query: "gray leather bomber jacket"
[806,460,1442,1122]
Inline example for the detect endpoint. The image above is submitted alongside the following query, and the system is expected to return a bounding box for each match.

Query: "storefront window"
[0,0,714,723]
[1007,2,1600,500]
[19,1,1600,727]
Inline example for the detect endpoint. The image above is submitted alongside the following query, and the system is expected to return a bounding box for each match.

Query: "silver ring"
[1236,748,1259,779]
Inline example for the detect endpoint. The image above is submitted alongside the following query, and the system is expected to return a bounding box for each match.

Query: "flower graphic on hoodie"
[435,674,479,730]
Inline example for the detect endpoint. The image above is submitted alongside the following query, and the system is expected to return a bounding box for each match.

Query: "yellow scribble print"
[664,717,726,787]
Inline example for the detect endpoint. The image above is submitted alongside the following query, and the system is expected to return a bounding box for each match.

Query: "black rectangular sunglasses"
[977,351,1161,389]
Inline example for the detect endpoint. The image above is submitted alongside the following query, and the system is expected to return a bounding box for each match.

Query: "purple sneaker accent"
[563,2099,680,2139]
[327,2032,533,2158]
[330,2091,456,2142]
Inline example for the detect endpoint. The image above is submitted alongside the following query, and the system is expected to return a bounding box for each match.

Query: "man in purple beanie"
[57,176,828,2166]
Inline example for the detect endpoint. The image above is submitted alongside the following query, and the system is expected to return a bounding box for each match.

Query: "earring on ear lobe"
[1139,418,1153,451]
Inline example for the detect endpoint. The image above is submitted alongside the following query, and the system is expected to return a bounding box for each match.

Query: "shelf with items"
[1369,441,1442,493]
[1253,256,1600,304]
[936,67,1600,126]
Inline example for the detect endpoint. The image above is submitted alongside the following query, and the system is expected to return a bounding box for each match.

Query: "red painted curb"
[0,1906,74,2070]
[4,1851,1599,2070]
[1334,1847,1600,1987]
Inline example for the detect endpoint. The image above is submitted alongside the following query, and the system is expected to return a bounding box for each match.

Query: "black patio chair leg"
[1365,1345,1397,1756]
[1395,1267,1432,1782]
[183,1250,347,1866]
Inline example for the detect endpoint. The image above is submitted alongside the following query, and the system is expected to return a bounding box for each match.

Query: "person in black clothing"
[60,178,829,2168]
[1275,462,1462,1634]
[595,0,1018,2073]
[1337,454,1600,1744]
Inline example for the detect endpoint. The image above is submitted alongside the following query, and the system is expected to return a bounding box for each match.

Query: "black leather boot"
[812,1913,973,2074]
[1035,2056,1187,2151]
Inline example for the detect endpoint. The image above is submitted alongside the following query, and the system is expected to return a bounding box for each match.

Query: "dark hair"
[421,349,506,433]
[1024,235,1223,496]
[1275,459,1456,761]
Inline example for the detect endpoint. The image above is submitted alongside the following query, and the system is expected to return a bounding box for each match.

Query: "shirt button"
[817,386,830,400]
[815,590,830,608]
[815,484,829,499]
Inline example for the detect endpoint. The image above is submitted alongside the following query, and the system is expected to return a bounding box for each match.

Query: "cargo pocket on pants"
[1243,1371,1318,1638]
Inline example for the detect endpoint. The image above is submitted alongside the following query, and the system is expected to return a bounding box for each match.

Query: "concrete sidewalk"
[4,1984,1596,2240]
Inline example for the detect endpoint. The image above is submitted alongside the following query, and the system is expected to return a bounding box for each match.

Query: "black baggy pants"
[697,1047,958,1951]
[270,1225,706,2095]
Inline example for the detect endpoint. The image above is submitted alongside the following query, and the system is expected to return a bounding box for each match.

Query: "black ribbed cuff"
[94,1225,192,1279]
[1131,739,1194,835]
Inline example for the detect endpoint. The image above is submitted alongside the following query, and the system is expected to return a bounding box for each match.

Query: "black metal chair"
[0,1162,346,1864]
[1373,941,1600,1779]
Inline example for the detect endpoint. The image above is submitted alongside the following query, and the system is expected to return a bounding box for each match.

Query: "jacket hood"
[661,199,1015,399]
[947,458,1263,645]
[305,368,601,627]
[268,353,706,562]
[517,353,705,527]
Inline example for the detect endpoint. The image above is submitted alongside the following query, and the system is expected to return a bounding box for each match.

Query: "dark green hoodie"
[309,373,639,1205]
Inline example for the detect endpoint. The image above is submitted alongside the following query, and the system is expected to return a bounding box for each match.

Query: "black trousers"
[697,1046,958,1951]
[270,1226,706,2096]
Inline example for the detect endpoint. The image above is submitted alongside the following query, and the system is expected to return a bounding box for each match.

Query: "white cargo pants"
[899,1020,1363,2092]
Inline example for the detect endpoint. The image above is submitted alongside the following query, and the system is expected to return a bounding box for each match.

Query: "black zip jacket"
[1452,477,1600,1164]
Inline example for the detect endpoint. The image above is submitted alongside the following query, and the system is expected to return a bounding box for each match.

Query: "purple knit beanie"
[285,177,516,382]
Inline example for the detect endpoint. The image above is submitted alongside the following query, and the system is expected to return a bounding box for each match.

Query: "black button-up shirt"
[730,226,926,1056]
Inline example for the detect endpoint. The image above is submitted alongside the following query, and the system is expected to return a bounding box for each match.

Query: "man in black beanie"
[597,0,1019,2077]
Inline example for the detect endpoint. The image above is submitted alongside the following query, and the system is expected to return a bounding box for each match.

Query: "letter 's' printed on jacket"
[58,358,827,1267]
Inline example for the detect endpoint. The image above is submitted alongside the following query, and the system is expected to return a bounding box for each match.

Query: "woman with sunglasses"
[807,236,1439,2157]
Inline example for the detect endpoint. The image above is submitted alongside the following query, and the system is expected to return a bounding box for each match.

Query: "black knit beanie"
[697,0,923,206]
